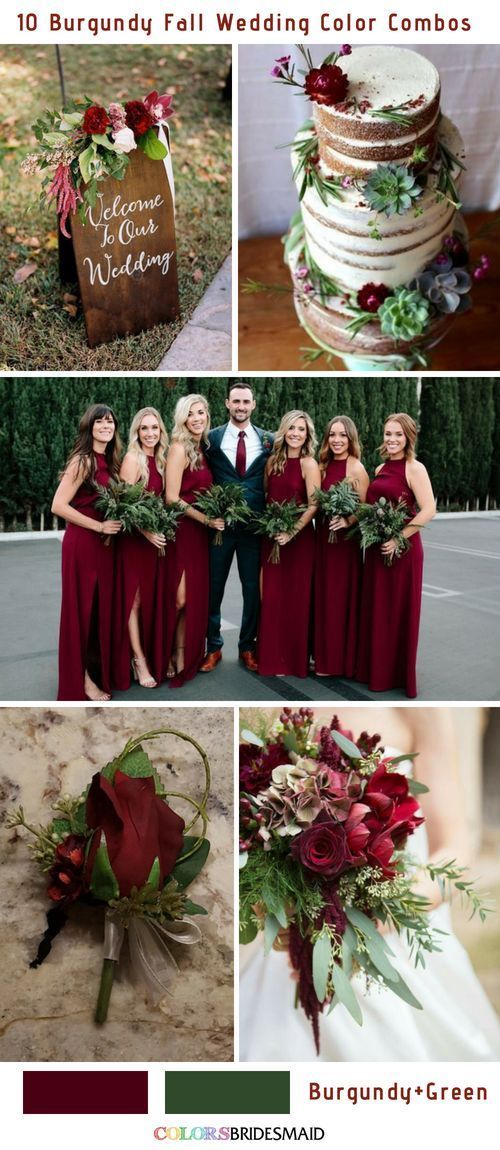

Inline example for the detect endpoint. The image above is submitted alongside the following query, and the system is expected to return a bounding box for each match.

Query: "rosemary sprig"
[241,279,293,296]
[435,140,465,209]
[426,859,494,922]
[367,102,413,127]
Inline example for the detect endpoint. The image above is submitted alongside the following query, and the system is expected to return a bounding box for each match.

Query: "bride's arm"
[404,707,472,908]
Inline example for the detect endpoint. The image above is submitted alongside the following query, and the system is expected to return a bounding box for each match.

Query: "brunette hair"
[171,394,210,470]
[64,403,121,482]
[379,412,418,461]
[227,381,255,400]
[268,410,317,475]
[126,407,168,486]
[319,414,361,473]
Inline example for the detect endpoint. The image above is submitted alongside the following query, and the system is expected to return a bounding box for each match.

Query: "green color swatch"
[165,1070,290,1114]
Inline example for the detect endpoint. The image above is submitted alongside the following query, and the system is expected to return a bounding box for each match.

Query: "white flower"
[112,127,137,154]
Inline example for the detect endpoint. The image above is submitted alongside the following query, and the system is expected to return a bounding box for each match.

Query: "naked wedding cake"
[276,45,475,369]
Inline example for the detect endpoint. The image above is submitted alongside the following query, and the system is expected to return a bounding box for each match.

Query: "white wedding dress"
[240,753,500,1062]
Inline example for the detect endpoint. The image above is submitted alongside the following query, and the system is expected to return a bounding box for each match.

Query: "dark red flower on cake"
[47,834,87,903]
[357,283,391,313]
[82,105,109,135]
[85,770,185,897]
[304,64,349,107]
[125,100,153,136]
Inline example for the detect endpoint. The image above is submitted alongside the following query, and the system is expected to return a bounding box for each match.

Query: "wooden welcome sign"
[69,126,179,347]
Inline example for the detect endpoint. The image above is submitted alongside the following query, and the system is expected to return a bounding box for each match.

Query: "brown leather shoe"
[239,650,258,672]
[199,650,222,672]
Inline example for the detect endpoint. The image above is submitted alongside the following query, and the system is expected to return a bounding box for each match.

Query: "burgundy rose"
[47,833,87,903]
[85,770,185,897]
[357,283,391,313]
[304,64,349,107]
[82,105,110,135]
[291,814,350,877]
[125,100,154,137]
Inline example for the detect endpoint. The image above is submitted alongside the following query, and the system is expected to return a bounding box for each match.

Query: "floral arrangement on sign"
[8,727,210,1023]
[239,710,490,1052]
[96,480,184,556]
[243,45,491,368]
[21,90,174,237]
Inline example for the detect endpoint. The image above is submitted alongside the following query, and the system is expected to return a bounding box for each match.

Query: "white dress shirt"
[220,422,262,470]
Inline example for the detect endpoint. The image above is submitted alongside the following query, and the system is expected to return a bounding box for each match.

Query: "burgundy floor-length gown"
[113,456,165,690]
[355,458,424,698]
[164,457,213,687]
[57,452,114,701]
[257,457,315,677]
[314,458,362,678]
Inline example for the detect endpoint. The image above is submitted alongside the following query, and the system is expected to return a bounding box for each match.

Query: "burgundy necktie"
[236,430,247,476]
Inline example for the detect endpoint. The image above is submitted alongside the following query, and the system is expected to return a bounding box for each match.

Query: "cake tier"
[295,117,465,294]
[292,288,451,362]
[314,47,441,175]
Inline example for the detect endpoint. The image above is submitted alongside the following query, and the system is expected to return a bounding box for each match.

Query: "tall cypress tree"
[419,377,462,506]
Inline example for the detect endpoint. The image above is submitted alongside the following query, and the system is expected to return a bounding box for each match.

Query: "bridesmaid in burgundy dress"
[164,394,224,686]
[51,404,122,701]
[314,416,369,678]
[113,407,168,691]
[257,410,320,677]
[355,413,436,698]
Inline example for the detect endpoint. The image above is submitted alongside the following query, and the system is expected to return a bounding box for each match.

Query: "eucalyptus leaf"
[408,779,430,796]
[387,973,423,1010]
[345,906,394,953]
[330,962,363,1026]
[183,899,208,916]
[365,936,400,983]
[264,913,281,954]
[330,729,363,760]
[384,752,418,767]
[312,930,331,1002]
[262,884,288,928]
[240,729,264,747]
[240,918,258,945]
[171,837,210,890]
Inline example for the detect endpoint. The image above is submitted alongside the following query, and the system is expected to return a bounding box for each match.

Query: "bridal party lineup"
[50,381,435,701]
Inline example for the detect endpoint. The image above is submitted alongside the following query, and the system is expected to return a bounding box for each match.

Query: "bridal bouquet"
[314,479,360,543]
[253,499,308,563]
[194,483,252,545]
[349,496,410,564]
[21,90,174,236]
[8,727,210,1024]
[240,710,489,1052]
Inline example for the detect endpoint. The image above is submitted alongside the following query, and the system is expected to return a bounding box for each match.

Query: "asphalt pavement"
[1,515,499,702]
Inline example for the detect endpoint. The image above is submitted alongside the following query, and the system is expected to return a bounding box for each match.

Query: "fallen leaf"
[63,292,78,303]
[13,262,37,283]
[63,304,78,317]
[193,269,203,283]
[5,226,16,236]
[44,234,58,250]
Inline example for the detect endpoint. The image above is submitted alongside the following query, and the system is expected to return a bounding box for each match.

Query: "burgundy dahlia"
[83,105,109,135]
[239,741,290,795]
[125,100,153,137]
[304,64,349,107]
[357,283,391,313]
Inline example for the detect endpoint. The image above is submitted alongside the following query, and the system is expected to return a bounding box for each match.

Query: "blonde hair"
[319,414,361,473]
[380,412,418,461]
[127,407,168,485]
[171,394,211,470]
[268,410,317,475]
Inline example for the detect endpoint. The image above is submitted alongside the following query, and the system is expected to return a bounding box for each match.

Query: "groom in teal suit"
[200,382,273,672]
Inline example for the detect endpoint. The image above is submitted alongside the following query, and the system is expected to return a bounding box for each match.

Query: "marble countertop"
[0,706,233,1062]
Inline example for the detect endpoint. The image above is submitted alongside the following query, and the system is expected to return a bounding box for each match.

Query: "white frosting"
[293,117,465,292]
[318,46,440,128]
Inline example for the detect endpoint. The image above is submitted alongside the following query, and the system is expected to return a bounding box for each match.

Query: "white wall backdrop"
[239,44,500,238]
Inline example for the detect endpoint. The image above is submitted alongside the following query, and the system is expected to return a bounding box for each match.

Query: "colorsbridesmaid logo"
[153,1128,326,1142]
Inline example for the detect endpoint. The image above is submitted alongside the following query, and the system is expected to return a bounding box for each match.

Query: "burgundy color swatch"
[23,1071,148,1114]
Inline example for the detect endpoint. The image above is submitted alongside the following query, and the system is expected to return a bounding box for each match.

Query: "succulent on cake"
[378,288,430,341]
[409,253,472,314]
[364,163,424,217]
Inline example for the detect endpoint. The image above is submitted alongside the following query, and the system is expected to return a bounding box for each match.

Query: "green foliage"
[351,497,411,564]
[364,163,423,217]
[193,482,252,543]
[378,287,430,340]
[314,479,360,541]
[90,841,120,901]
[172,836,211,890]
[252,499,308,562]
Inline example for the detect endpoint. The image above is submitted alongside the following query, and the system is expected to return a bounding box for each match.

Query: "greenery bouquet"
[253,499,307,563]
[314,479,360,542]
[194,483,252,545]
[350,496,411,565]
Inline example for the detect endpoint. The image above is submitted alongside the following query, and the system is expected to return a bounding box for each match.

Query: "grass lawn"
[0,44,232,370]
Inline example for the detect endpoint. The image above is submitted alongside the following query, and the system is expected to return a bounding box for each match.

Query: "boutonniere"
[262,433,273,452]
[8,727,211,1024]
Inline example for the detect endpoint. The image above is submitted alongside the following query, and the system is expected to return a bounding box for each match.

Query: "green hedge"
[0,376,497,528]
